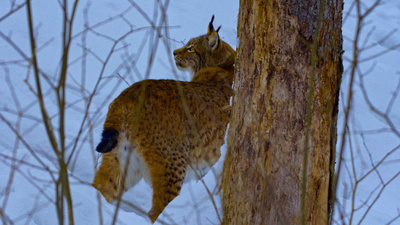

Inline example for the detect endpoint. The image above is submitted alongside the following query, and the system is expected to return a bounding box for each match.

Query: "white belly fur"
[117,135,151,190]
[117,134,216,189]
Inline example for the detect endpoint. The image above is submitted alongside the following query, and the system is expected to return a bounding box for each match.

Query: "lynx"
[92,16,235,223]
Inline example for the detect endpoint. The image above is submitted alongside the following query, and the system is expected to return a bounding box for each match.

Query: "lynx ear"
[207,15,215,35]
[207,15,220,51]
[208,31,220,51]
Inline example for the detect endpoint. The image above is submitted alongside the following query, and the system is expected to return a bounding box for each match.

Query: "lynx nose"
[173,49,178,56]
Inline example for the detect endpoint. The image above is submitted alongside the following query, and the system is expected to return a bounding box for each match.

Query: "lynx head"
[173,15,235,76]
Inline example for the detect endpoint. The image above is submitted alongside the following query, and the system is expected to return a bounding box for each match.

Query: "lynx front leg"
[146,153,187,223]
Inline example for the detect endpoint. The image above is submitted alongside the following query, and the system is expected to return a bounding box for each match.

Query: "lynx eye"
[186,46,194,52]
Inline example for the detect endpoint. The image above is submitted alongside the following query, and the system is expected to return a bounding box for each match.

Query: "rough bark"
[222,0,343,224]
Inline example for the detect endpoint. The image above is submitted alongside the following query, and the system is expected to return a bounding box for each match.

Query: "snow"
[0,0,399,224]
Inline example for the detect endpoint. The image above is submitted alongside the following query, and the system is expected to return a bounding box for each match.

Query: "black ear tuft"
[208,15,216,35]
[210,15,215,25]
[96,128,119,153]
[216,26,221,33]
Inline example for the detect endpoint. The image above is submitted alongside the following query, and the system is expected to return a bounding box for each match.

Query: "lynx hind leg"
[93,139,144,203]
[146,152,187,223]
[118,140,146,192]
[93,152,122,203]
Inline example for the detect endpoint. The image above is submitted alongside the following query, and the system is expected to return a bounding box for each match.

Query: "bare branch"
[0,2,26,23]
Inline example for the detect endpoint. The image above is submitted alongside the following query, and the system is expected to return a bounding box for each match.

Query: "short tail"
[96,99,126,153]
[96,128,119,153]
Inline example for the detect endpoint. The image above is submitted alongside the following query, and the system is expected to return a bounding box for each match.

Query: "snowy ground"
[0,0,399,225]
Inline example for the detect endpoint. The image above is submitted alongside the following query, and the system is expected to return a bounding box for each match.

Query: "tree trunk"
[222,0,343,224]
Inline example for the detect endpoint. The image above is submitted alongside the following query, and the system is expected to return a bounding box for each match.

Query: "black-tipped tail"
[96,128,119,153]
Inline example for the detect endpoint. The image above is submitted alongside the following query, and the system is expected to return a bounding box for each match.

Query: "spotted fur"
[92,16,235,223]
